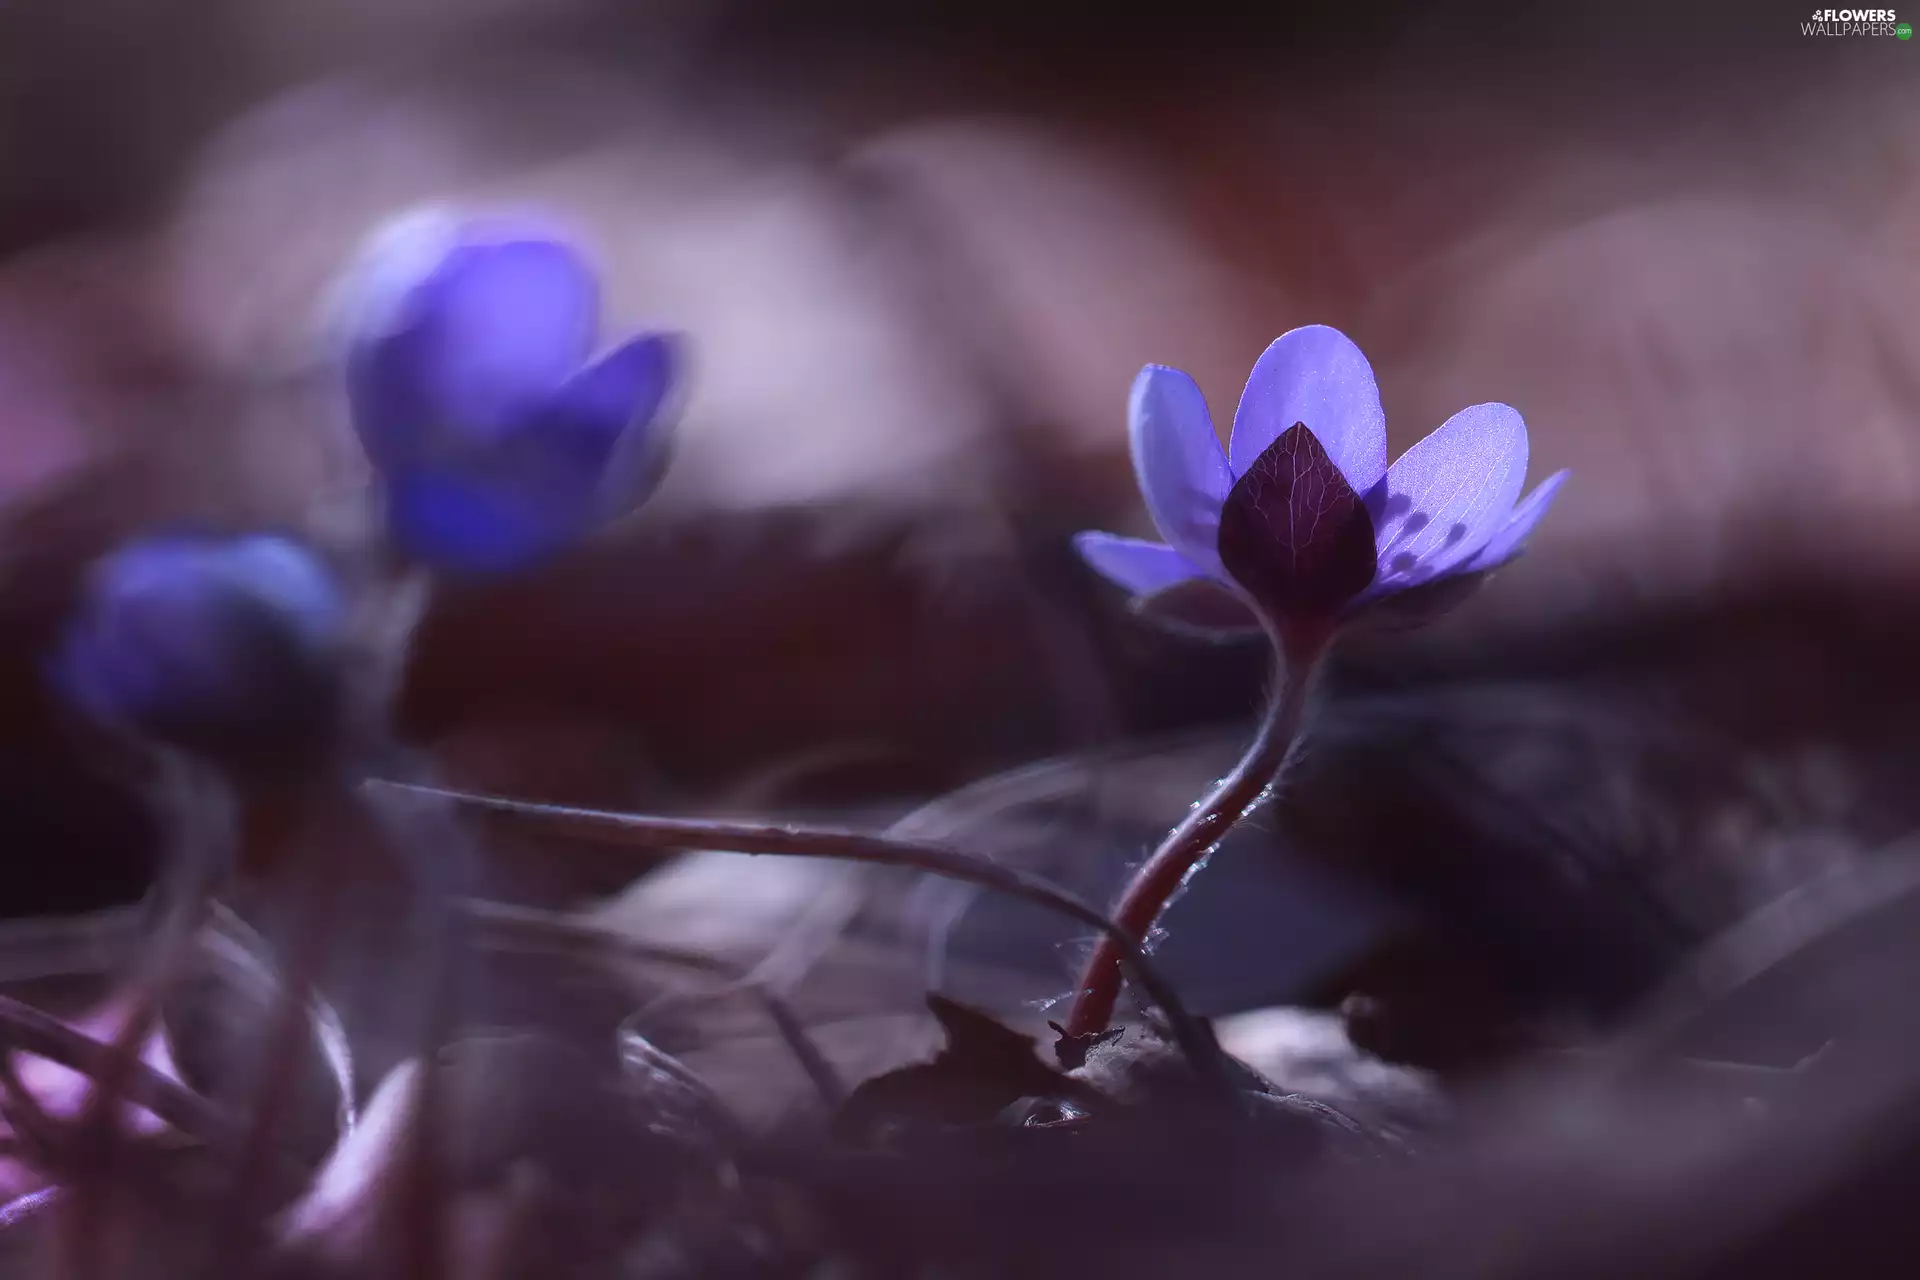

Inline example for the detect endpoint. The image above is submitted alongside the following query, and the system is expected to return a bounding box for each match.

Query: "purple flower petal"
[546,333,679,521]
[1467,469,1570,572]
[349,233,599,466]
[52,534,347,765]
[384,467,593,577]
[1227,326,1388,495]
[554,334,676,442]
[1128,365,1231,571]
[1217,424,1379,620]
[1071,532,1208,598]
[341,217,687,575]
[1366,402,1529,594]
[387,333,679,569]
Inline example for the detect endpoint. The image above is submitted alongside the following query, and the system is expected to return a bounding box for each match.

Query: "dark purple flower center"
[1216,423,1378,621]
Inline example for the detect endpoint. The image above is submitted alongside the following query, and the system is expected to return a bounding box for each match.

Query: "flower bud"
[53,533,347,768]
[341,211,679,575]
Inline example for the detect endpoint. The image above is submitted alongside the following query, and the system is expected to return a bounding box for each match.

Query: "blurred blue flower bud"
[341,211,681,576]
[53,533,349,767]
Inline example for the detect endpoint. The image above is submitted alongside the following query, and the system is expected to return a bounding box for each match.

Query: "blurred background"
[1,0,1918,1081]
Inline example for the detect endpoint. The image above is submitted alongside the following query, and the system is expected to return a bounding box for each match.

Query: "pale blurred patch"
[1371,198,1920,612]
[849,119,1273,452]
[0,241,174,507]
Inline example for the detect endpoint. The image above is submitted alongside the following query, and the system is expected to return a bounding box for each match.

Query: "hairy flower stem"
[1063,619,1330,1039]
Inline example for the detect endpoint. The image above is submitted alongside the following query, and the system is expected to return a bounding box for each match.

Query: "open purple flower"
[343,213,680,576]
[1073,325,1568,641]
[52,533,348,767]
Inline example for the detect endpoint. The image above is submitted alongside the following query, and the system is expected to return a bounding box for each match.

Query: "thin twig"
[888,752,1114,993]
[0,1043,64,1172]
[364,780,1228,1089]
[0,995,235,1150]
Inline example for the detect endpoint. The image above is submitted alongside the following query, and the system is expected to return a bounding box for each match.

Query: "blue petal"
[380,335,679,573]
[1128,365,1231,572]
[1071,531,1210,597]
[1365,402,1529,596]
[383,467,595,577]
[543,333,679,521]
[349,233,599,468]
[219,535,349,646]
[52,535,346,762]
[1228,326,1388,495]
[1467,469,1570,572]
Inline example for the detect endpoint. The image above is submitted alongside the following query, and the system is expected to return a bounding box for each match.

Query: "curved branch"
[366,780,1227,1089]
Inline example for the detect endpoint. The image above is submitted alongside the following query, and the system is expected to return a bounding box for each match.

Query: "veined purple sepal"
[1216,423,1379,625]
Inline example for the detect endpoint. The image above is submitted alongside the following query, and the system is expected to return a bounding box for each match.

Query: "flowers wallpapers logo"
[1803,6,1907,32]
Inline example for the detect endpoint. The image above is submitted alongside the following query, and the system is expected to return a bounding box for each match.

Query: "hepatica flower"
[1062,326,1569,1039]
[342,212,680,576]
[1073,325,1568,647]
[53,533,348,767]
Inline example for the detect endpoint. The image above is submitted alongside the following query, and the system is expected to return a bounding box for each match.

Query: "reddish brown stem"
[1063,620,1329,1039]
